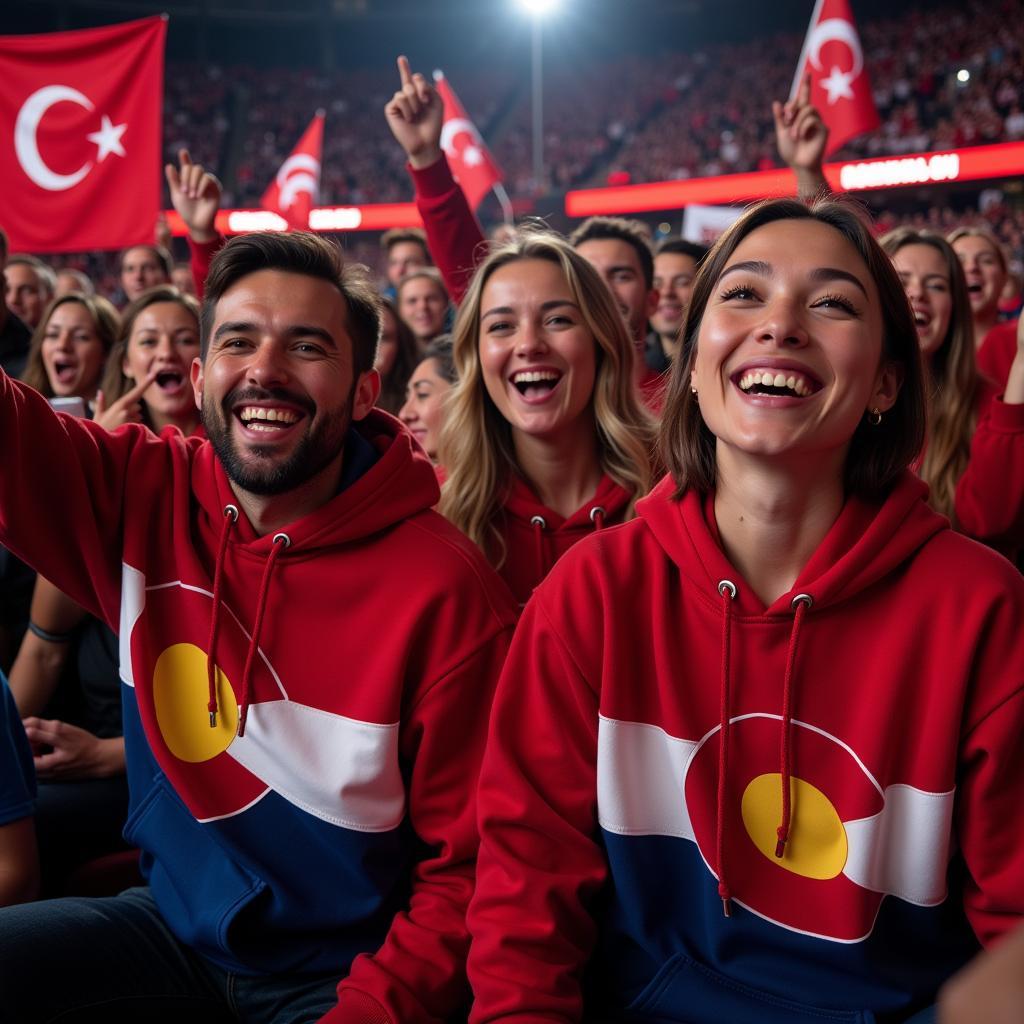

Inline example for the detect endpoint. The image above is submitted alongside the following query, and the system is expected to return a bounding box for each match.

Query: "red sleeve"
[467,597,607,1024]
[188,232,226,302]
[954,392,1024,547]
[977,322,1018,392]
[956,568,1024,946]
[409,156,487,306]
[0,370,148,629]
[330,629,513,1023]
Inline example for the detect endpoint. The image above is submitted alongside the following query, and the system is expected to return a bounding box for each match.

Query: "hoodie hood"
[637,470,948,618]
[498,471,633,604]
[193,408,440,555]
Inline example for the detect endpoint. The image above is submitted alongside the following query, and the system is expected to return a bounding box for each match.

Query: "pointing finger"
[397,55,412,87]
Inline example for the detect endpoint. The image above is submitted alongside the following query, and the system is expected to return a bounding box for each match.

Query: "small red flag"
[0,16,166,254]
[261,112,324,231]
[791,0,880,155]
[432,72,503,211]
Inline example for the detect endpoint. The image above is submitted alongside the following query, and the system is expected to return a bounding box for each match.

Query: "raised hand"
[165,148,222,243]
[773,74,829,189]
[93,368,160,432]
[384,55,445,170]
[23,717,125,780]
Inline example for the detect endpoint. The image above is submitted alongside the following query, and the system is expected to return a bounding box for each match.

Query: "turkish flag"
[791,0,880,155]
[432,72,503,211]
[261,111,324,231]
[0,17,166,254]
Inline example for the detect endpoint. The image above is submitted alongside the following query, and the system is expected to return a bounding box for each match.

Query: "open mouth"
[154,370,186,394]
[54,360,78,384]
[235,405,304,434]
[510,369,563,401]
[966,283,983,296]
[913,310,931,329]
[734,367,821,399]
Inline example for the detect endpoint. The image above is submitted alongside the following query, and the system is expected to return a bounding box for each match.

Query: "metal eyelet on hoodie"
[223,504,239,522]
[589,505,606,527]
[718,579,737,599]
[272,533,292,548]
[530,515,547,529]
[791,593,813,609]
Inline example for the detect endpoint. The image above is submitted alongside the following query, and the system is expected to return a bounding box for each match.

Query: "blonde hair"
[438,230,658,565]
[881,228,979,522]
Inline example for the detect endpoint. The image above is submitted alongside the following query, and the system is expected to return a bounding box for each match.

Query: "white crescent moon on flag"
[276,153,320,187]
[807,18,864,79]
[15,85,95,192]
[440,117,481,156]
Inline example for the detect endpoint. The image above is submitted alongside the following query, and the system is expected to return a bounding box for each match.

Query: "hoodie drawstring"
[715,582,813,918]
[716,579,737,917]
[530,515,547,577]
[205,505,290,739]
[775,593,813,858]
[589,505,606,530]
[206,505,238,728]
[236,532,290,738]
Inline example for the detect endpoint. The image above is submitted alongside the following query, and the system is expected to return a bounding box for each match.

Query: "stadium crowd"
[0,6,1022,1022]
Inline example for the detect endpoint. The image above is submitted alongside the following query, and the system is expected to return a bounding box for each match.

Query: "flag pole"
[491,183,514,226]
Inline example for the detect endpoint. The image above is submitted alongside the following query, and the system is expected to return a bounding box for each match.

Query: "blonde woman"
[439,231,657,604]
[882,228,1024,554]
[949,226,1017,388]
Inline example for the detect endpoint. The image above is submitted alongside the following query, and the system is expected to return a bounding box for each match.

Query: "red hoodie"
[493,473,632,606]
[977,320,1017,391]
[468,472,1024,1023]
[0,372,518,1023]
[952,382,1024,553]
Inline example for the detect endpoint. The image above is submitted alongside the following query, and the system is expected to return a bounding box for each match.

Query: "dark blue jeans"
[0,887,341,1023]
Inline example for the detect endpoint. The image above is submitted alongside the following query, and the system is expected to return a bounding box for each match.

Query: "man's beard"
[202,384,354,497]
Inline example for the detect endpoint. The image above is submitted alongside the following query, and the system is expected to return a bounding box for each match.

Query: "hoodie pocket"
[626,952,874,1024]
[124,775,265,957]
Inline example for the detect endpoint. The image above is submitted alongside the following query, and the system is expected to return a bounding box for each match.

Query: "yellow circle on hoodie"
[741,773,848,880]
[153,642,238,762]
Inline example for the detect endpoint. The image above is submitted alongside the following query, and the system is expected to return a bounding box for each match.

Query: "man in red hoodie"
[0,231,517,1023]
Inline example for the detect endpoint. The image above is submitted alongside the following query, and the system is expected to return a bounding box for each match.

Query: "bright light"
[957,68,970,83]
[517,0,560,15]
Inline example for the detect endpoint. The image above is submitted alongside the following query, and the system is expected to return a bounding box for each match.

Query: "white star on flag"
[820,66,855,105]
[462,145,483,167]
[87,115,127,162]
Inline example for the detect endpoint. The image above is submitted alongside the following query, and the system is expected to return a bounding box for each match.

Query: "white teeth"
[512,370,560,384]
[737,369,814,397]
[239,407,299,425]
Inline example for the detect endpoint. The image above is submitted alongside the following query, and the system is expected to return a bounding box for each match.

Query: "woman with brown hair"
[95,285,202,435]
[437,230,657,604]
[20,293,120,405]
[467,199,1024,1023]
[882,229,1024,553]
[374,296,420,417]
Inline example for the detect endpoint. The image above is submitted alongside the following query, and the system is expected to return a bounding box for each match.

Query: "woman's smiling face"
[691,218,898,464]
[478,258,597,440]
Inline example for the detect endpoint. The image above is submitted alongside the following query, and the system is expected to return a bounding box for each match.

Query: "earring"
[691,385,698,395]
[867,407,882,426]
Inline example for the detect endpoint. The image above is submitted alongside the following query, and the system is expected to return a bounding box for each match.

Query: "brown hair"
[200,231,381,375]
[660,198,927,500]
[376,295,420,415]
[881,228,979,522]
[99,285,201,415]
[396,266,449,303]
[569,215,655,288]
[380,227,430,261]
[120,244,173,279]
[947,226,1008,274]
[21,293,121,398]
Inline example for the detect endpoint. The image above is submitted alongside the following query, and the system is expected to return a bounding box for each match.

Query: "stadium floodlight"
[516,0,561,191]
[956,68,970,83]
[518,0,560,15]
